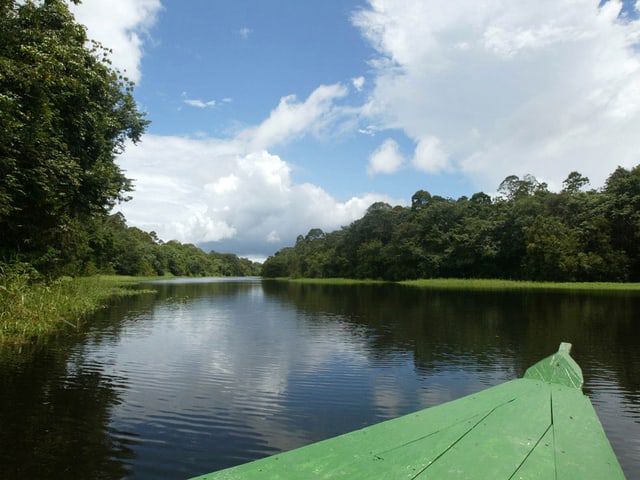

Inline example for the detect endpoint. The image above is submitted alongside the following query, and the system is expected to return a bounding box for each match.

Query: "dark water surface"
[0,278,639,479]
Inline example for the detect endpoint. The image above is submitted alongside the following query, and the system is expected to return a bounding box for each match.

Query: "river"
[0,278,638,479]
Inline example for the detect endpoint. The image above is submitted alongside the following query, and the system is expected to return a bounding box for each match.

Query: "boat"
[189,342,625,479]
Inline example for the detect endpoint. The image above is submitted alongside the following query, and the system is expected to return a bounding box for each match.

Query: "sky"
[69,0,640,262]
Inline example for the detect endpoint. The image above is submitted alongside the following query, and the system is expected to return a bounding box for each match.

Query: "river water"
[0,278,638,479]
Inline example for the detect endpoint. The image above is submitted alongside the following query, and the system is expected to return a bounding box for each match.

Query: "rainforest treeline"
[39,211,261,277]
[0,1,259,279]
[1,209,261,278]
[262,166,640,282]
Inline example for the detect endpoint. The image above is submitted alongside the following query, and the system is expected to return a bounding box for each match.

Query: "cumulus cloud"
[412,136,450,173]
[70,0,162,83]
[367,138,405,175]
[353,0,640,191]
[241,83,349,150]
[117,85,398,258]
[118,136,394,256]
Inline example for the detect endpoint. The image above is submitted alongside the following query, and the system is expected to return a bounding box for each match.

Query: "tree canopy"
[0,0,147,272]
[262,166,640,282]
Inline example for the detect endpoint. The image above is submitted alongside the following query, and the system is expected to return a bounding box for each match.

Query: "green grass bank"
[399,278,640,291]
[0,272,158,344]
[272,277,640,291]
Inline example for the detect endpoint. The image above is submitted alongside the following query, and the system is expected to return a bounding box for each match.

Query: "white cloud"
[209,174,240,195]
[412,136,450,173]
[69,0,162,83]
[184,98,217,108]
[237,27,253,39]
[358,125,379,136]
[367,138,405,175]
[118,136,397,255]
[241,83,349,150]
[353,0,640,192]
[352,76,366,91]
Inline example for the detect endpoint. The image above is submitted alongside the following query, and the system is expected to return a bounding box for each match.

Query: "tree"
[262,248,296,278]
[411,190,432,211]
[603,165,640,280]
[0,0,148,272]
[562,171,590,194]
[522,216,578,281]
[497,174,547,201]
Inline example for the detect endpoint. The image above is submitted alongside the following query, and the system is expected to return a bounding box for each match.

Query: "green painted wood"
[550,383,625,479]
[409,383,552,478]
[523,341,583,389]
[507,425,556,479]
[189,344,625,479]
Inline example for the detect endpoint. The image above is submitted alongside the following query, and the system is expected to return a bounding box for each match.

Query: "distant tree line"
[262,166,640,282]
[0,1,259,279]
[2,209,261,278]
[80,212,261,277]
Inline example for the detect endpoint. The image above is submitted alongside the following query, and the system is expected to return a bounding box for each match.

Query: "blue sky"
[70,0,640,261]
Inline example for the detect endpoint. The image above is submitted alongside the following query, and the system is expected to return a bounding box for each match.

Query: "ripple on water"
[5,281,638,480]
[584,363,640,479]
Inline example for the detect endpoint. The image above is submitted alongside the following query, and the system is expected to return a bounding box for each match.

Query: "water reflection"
[0,279,638,479]
[0,343,132,479]
[263,281,640,379]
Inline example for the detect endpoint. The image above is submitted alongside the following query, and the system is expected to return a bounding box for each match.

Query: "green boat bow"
[190,342,624,479]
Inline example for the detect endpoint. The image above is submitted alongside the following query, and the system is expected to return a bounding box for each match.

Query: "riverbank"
[0,273,159,344]
[274,277,640,291]
[399,278,640,291]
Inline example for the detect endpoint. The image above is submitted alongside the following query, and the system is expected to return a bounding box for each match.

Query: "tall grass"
[399,278,640,291]
[271,276,640,291]
[0,264,155,344]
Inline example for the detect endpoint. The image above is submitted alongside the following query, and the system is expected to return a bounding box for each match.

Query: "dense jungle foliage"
[0,0,259,280]
[262,167,640,282]
[80,212,260,277]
